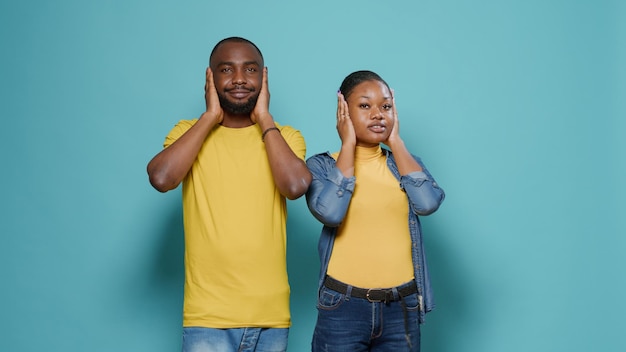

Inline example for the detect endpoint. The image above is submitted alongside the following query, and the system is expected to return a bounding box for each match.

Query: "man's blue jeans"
[182,327,288,352]
[312,283,421,352]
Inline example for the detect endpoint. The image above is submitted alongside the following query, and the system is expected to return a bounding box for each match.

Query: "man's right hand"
[203,67,224,124]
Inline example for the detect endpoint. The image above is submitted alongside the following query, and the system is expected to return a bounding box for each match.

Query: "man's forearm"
[147,114,219,192]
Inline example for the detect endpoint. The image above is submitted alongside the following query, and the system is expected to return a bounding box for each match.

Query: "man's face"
[346,80,394,147]
[210,41,264,115]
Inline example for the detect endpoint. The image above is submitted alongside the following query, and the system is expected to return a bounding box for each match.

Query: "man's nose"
[232,69,247,85]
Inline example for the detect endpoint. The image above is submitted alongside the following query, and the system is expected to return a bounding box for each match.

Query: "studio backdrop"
[1,1,624,351]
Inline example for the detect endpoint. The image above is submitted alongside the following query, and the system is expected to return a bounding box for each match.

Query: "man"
[147,37,311,352]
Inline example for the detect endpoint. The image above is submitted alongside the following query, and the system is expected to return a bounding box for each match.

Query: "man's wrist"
[262,126,280,141]
[198,111,221,126]
[256,113,275,131]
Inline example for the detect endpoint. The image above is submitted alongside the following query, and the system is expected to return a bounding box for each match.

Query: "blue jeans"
[182,327,289,352]
[312,283,421,352]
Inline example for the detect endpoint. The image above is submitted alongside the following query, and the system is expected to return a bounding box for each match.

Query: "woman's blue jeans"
[312,283,421,352]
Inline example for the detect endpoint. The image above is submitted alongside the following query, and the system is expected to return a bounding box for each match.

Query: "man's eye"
[221,68,232,73]
[246,67,257,72]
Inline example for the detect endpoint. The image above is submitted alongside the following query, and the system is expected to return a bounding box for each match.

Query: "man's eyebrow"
[216,60,261,66]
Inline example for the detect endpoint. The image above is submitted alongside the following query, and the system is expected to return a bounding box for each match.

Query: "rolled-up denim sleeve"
[400,164,445,216]
[306,155,355,227]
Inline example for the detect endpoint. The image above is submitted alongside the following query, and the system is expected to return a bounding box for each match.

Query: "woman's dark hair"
[339,70,390,99]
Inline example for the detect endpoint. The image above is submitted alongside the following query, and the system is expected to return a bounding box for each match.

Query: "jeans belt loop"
[392,287,400,301]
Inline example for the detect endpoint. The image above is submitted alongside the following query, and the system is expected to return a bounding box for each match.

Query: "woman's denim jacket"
[305,148,445,323]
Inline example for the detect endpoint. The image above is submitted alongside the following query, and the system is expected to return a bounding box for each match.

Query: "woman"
[305,70,445,351]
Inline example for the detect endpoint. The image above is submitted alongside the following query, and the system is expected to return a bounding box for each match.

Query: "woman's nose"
[371,107,384,119]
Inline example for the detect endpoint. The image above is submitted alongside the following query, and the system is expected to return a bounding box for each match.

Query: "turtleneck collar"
[354,145,383,163]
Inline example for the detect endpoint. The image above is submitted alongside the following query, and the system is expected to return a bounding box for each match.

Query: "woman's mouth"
[368,124,386,133]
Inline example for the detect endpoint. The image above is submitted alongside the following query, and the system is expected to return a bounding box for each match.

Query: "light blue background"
[1,1,624,351]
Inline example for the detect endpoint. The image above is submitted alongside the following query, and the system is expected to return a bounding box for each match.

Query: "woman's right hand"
[336,92,356,147]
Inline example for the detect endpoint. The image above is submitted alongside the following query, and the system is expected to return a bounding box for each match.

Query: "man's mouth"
[227,89,253,99]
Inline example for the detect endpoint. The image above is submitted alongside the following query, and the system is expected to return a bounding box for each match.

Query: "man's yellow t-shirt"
[164,120,306,328]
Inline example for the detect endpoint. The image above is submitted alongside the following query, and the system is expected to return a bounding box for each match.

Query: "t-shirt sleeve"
[163,119,197,148]
[277,124,307,160]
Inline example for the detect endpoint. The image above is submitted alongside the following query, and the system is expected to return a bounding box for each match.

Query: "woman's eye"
[359,104,370,109]
[383,104,393,110]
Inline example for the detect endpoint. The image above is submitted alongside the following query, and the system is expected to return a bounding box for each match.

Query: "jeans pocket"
[402,292,421,312]
[317,286,345,310]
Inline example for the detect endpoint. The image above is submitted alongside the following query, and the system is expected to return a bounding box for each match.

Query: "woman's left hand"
[384,89,402,148]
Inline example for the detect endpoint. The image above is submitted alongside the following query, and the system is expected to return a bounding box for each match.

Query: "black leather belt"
[323,276,418,303]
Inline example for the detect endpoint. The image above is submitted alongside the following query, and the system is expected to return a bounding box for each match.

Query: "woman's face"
[346,80,394,147]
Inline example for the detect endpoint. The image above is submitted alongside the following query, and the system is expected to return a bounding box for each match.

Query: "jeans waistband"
[323,276,417,303]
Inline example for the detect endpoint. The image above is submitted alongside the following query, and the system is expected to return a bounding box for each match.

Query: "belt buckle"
[366,289,383,303]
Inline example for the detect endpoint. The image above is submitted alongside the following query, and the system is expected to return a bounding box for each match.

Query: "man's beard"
[217,91,259,115]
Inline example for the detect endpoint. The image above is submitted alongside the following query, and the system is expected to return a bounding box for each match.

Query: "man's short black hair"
[209,37,264,62]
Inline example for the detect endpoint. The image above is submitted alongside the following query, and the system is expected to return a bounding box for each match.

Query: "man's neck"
[221,114,254,128]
